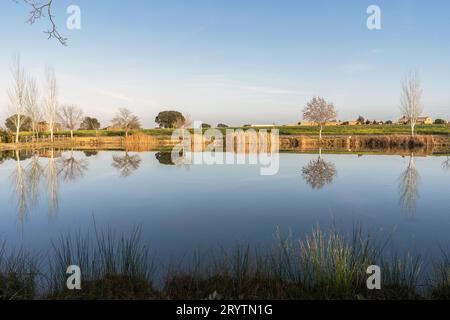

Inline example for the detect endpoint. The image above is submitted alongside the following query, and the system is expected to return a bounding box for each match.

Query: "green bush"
[435,119,448,125]
[0,129,10,143]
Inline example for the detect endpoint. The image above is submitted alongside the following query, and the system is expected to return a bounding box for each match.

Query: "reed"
[0,241,38,300]
[1,226,449,300]
[47,227,157,299]
[429,250,450,299]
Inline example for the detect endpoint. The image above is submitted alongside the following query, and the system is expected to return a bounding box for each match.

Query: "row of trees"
[5,55,98,142]
[4,55,145,141]
[4,59,431,143]
[302,70,425,138]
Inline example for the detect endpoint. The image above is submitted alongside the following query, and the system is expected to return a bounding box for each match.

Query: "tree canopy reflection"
[6,149,90,222]
[59,150,89,182]
[301,150,337,190]
[398,154,421,219]
[442,155,450,171]
[112,152,142,177]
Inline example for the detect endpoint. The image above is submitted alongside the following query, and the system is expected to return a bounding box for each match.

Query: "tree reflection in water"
[398,154,421,219]
[10,150,28,223]
[46,149,59,217]
[155,151,191,168]
[112,152,142,177]
[442,156,450,171]
[27,152,44,208]
[301,150,337,190]
[5,149,92,223]
[59,150,89,182]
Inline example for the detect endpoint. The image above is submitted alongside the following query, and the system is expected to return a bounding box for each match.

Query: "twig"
[14,0,67,46]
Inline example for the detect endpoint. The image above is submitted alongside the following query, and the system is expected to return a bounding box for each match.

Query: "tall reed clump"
[275,226,381,299]
[163,246,283,300]
[0,241,39,300]
[375,253,423,299]
[429,251,450,299]
[162,226,424,300]
[2,225,445,300]
[47,227,157,299]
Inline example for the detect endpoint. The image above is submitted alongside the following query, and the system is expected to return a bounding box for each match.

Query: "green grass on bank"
[3,124,449,142]
[1,226,449,300]
[277,124,450,136]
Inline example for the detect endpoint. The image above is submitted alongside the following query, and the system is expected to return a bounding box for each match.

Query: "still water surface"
[0,150,449,262]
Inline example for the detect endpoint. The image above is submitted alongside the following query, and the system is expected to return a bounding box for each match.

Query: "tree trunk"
[411,123,415,137]
[15,127,20,144]
[15,114,20,144]
[319,126,323,140]
[70,130,74,140]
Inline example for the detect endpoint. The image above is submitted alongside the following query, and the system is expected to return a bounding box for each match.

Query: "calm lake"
[0,149,449,265]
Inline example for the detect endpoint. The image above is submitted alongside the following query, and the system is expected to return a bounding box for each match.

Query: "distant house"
[342,121,359,126]
[298,121,315,126]
[398,116,433,125]
[249,124,276,128]
[38,121,63,132]
[104,126,122,131]
[324,120,342,126]
[298,120,341,126]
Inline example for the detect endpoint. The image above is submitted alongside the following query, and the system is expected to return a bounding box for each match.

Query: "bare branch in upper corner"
[14,0,68,46]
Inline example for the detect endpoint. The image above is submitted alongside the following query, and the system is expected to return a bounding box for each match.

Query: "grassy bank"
[276,124,450,136]
[7,124,450,141]
[1,226,449,300]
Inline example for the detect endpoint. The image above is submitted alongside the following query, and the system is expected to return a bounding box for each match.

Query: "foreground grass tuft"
[0,242,38,300]
[429,251,450,299]
[47,227,157,299]
[0,226,449,300]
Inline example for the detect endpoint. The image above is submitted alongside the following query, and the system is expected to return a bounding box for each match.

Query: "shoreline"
[1,134,449,156]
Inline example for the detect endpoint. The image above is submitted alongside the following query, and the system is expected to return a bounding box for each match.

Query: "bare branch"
[302,96,338,139]
[7,54,27,144]
[25,76,41,140]
[400,70,423,137]
[15,0,68,46]
[44,67,59,141]
[111,108,141,137]
[59,105,84,139]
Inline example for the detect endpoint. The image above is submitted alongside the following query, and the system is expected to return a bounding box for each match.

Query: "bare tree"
[14,0,67,45]
[302,97,337,140]
[400,70,423,137]
[111,108,141,137]
[399,155,421,218]
[59,105,84,140]
[301,150,337,190]
[7,54,27,144]
[25,76,41,141]
[44,67,59,141]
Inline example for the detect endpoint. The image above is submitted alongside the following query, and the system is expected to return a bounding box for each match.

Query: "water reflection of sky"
[0,150,449,263]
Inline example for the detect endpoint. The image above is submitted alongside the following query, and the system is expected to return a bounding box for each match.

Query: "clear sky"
[0,0,449,127]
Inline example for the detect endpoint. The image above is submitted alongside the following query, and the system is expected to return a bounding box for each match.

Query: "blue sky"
[1,0,449,127]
